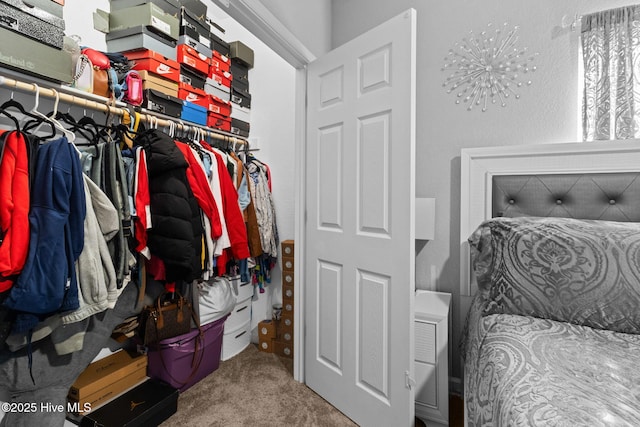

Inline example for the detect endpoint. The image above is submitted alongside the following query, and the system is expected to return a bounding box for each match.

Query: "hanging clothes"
[4,136,86,334]
[135,129,203,283]
[0,131,30,292]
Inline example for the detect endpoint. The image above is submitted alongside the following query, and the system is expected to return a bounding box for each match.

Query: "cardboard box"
[177,43,210,76]
[229,40,254,68]
[180,65,206,90]
[0,26,72,83]
[126,49,181,83]
[137,70,179,96]
[230,87,251,109]
[207,111,230,132]
[178,34,211,57]
[282,271,294,286]
[280,329,293,343]
[283,301,294,316]
[210,32,230,57]
[282,256,294,272]
[278,317,293,340]
[273,339,293,359]
[178,81,208,109]
[18,0,63,18]
[230,60,249,82]
[181,100,207,125]
[204,81,230,102]
[258,319,277,341]
[282,283,294,302]
[281,240,294,256]
[209,94,231,117]
[231,76,249,97]
[0,0,65,48]
[281,312,294,329]
[258,338,274,353]
[179,6,209,45]
[109,3,179,41]
[110,0,181,18]
[230,117,250,138]
[230,103,250,123]
[210,50,230,74]
[75,379,178,427]
[106,26,177,61]
[69,351,148,400]
[68,368,148,414]
[210,68,233,90]
[143,88,182,117]
[179,0,207,20]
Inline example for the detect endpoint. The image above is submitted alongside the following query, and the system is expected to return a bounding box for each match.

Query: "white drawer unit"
[414,290,451,427]
[224,296,252,332]
[221,318,251,361]
[234,277,254,302]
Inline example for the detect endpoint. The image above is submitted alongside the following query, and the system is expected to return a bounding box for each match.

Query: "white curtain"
[582,6,640,140]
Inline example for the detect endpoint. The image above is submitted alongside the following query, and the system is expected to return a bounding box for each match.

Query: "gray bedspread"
[464,302,640,426]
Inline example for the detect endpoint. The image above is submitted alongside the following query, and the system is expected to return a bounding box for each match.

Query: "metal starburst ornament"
[442,23,538,112]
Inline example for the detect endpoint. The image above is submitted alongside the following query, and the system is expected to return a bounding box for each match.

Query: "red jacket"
[200,142,250,271]
[0,130,30,291]
[176,142,223,240]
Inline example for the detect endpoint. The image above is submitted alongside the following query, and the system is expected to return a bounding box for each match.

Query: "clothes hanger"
[76,108,113,144]
[48,106,97,143]
[27,85,77,143]
[2,89,56,138]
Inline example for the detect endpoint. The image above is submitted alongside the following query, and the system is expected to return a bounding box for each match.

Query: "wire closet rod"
[0,74,249,146]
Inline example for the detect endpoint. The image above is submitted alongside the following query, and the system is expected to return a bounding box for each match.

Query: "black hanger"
[0,107,20,131]
[54,111,97,143]
[0,99,56,138]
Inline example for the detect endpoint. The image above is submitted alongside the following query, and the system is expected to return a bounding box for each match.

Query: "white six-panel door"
[304,9,417,426]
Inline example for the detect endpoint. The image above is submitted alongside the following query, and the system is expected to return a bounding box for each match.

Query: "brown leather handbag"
[92,68,110,98]
[138,291,195,346]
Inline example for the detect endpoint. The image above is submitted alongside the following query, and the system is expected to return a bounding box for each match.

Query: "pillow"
[468,216,640,334]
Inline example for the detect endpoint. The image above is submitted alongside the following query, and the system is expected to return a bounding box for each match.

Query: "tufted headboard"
[460,140,640,295]
[492,173,640,221]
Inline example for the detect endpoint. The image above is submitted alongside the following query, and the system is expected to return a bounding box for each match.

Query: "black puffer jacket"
[135,130,203,282]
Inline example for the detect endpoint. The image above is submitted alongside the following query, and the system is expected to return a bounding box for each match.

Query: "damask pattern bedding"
[464,304,640,426]
[463,216,640,426]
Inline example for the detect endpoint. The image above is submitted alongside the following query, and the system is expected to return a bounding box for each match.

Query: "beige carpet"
[160,344,357,427]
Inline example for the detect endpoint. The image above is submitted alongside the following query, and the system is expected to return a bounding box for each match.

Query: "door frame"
[211,0,319,382]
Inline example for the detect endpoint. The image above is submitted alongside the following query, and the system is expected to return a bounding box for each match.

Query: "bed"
[459,141,640,427]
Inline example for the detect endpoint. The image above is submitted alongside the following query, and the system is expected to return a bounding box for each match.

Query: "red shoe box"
[125,49,181,83]
[210,50,230,74]
[207,112,231,132]
[177,44,210,76]
[208,69,232,90]
[209,95,231,117]
[178,82,209,109]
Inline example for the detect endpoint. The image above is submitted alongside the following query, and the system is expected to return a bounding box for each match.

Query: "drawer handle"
[235,330,247,339]
[240,282,250,288]
[236,306,248,313]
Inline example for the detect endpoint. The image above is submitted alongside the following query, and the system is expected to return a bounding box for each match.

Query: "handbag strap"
[152,302,206,388]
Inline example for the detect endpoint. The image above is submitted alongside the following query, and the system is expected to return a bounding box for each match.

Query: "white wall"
[331,0,640,381]
[63,0,297,330]
[205,2,297,329]
[257,0,332,57]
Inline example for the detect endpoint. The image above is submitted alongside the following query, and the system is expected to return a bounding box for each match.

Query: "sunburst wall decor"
[442,23,538,112]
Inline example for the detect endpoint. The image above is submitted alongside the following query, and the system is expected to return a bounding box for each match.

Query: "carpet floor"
[160,344,357,427]
[160,343,465,426]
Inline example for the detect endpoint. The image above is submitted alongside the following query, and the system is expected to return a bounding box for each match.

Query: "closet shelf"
[0,73,249,146]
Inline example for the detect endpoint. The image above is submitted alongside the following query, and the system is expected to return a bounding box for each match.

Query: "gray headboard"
[460,140,640,295]
[492,173,640,222]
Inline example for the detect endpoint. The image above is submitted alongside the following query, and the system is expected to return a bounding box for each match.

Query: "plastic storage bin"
[147,315,227,392]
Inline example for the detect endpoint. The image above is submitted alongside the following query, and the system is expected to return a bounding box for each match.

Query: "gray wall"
[332,0,639,380]
[259,0,332,58]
